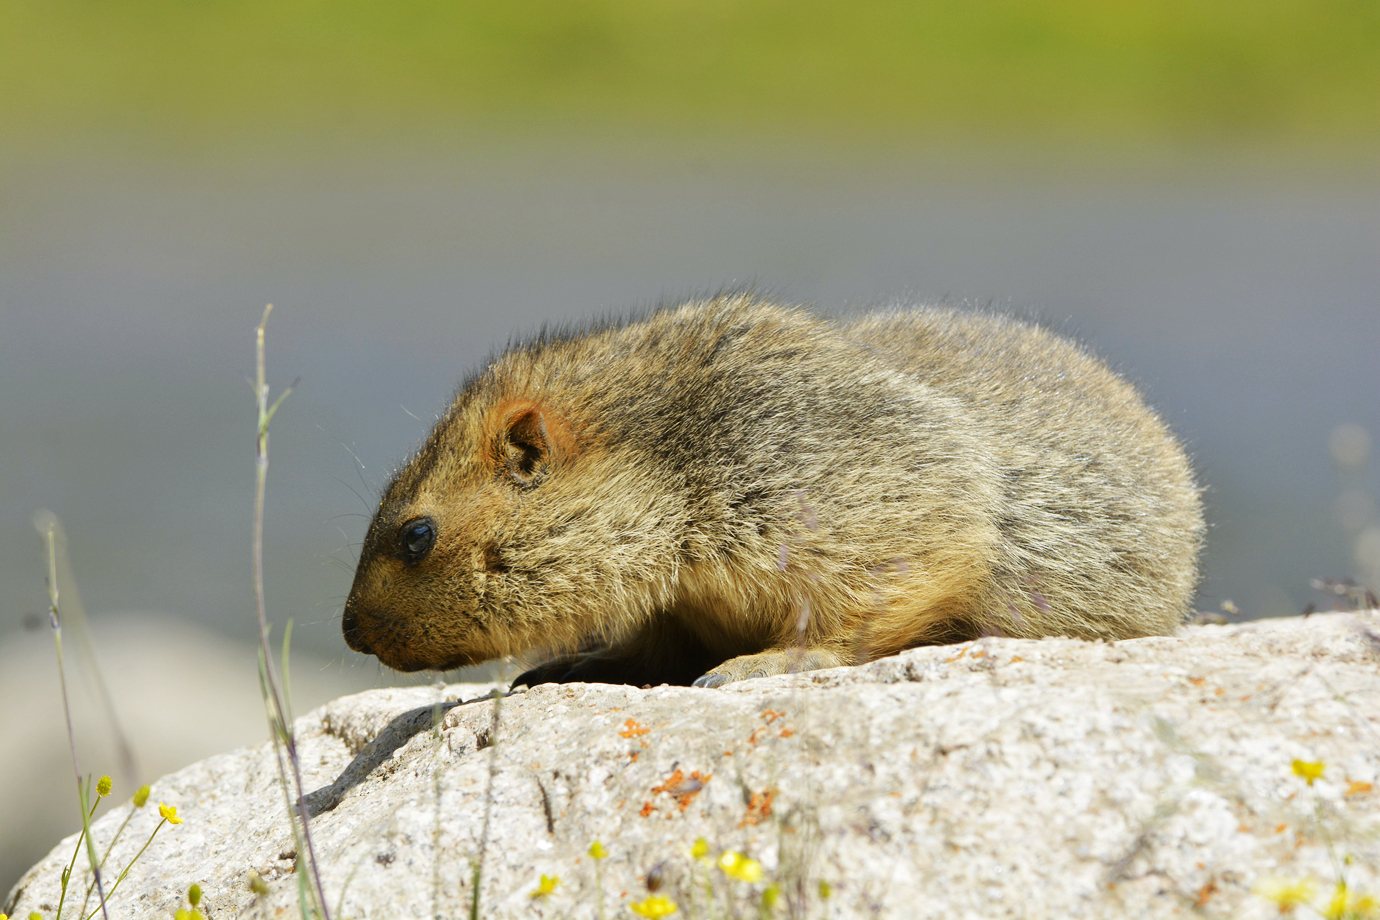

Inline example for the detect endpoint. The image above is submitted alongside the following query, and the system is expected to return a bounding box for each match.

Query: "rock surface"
[8,612,1380,920]
[0,612,434,898]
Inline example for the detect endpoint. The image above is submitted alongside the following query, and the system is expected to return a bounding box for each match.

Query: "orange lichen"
[739,789,775,827]
[619,718,650,738]
[652,770,684,794]
[651,769,711,811]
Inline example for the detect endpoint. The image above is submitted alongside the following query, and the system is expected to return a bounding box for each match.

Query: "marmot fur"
[342,295,1203,687]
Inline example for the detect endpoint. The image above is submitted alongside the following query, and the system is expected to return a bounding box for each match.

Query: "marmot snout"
[342,296,1203,687]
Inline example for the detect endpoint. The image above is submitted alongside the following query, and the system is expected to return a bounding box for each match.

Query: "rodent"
[342,295,1204,688]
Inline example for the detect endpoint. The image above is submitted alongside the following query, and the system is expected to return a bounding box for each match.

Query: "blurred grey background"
[3,0,1378,899]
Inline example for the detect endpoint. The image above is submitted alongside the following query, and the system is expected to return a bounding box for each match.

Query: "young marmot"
[342,295,1203,688]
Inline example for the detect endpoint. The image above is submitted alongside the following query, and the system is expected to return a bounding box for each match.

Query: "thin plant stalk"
[82,817,171,920]
[43,523,110,920]
[432,700,446,920]
[37,510,139,790]
[79,800,140,919]
[251,304,330,919]
[469,687,505,920]
[1311,784,1346,892]
[593,858,605,920]
[54,779,99,920]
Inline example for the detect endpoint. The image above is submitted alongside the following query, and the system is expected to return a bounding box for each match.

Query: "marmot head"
[341,357,680,673]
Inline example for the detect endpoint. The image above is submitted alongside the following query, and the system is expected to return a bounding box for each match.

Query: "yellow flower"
[1323,882,1380,920]
[1292,759,1326,786]
[96,775,112,797]
[818,879,833,899]
[589,840,608,860]
[628,894,678,918]
[761,884,781,909]
[158,802,184,825]
[132,785,151,807]
[1255,876,1316,910]
[1324,883,1350,920]
[717,851,763,883]
[529,874,559,897]
[690,837,709,860]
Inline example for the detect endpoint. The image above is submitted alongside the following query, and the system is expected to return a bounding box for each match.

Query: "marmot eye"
[396,517,436,564]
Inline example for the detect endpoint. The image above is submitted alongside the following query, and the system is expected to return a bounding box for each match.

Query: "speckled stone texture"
[8,611,1379,919]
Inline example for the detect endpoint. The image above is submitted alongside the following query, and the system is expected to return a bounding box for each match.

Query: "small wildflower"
[1324,883,1350,920]
[589,840,608,859]
[132,785,151,807]
[628,894,678,918]
[1255,876,1316,910]
[761,883,782,909]
[1292,759,1326,786]
[1323,881,1380,920]
[718,851,763,883]
[529,874,560,897]
[690,837,710,860]
[96,775,112,798]
[818,879,833,899]
[158,802,184,825]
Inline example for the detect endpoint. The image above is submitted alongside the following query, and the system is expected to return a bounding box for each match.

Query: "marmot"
[342,295,1203,688]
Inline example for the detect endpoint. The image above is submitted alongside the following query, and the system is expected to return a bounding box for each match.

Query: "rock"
[0,612,423,899]
[7,612,1380,920]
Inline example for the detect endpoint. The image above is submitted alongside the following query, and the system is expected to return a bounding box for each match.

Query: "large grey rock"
[8,612,1380,919]
[0,612,427,899]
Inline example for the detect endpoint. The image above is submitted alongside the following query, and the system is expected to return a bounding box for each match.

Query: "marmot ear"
[503,405,552,487]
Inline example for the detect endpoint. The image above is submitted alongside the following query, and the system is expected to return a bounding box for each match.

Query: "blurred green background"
[3,0,1378,901]
[4,0,1376,148]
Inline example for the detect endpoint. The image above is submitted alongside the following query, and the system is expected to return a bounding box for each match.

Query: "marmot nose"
[341,605,374,655]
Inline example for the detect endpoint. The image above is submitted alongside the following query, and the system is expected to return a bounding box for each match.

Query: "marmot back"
[342,295,1204,687]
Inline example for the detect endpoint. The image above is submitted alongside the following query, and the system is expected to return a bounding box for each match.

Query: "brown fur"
[342,295,1204,687]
